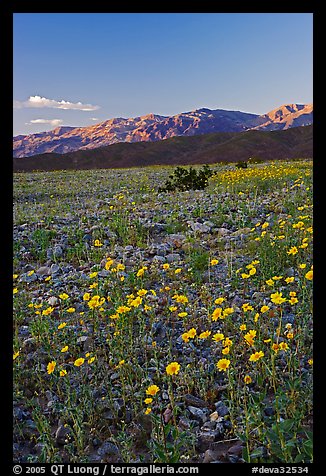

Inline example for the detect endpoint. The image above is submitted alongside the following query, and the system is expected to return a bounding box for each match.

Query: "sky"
[13,13,313,136]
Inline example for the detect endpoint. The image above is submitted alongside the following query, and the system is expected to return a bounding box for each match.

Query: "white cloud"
[14,95,100,111]
[27,119,64,126]
[91,117,99,121]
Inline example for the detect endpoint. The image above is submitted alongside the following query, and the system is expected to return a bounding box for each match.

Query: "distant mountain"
[13,103,313,158]
[13,124,313,172]
[250,104,313,131]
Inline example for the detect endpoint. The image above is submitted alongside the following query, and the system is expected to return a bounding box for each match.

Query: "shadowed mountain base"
[13,125,312,172]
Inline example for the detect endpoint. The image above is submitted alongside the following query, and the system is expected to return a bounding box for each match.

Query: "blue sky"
[13,13,313,136]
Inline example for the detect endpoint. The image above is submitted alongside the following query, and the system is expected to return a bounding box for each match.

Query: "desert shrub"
[158,165,213,192]
[235,161,248,169]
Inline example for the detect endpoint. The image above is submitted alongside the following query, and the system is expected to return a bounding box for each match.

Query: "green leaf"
[250,448,264,459]
[171,426,178,440]
[242,446,250,462]
[302,439,313,453]
[294,453,307,463]
[279,419,295,434]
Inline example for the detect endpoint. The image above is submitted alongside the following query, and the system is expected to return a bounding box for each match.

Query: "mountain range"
[13,103,313,159]
[13,124,313,172]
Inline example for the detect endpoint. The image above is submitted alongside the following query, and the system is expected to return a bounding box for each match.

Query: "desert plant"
[236,161,248,169]
[158,165,213,192]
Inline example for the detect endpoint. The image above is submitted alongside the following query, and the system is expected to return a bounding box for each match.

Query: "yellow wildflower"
[166,362,180,375]
[198,330,211,339]
[187,328,197,338]
[47,361,56,374]
[58,322,67,330]
[270,292,286,305]
[182,332,190,343]
[212,332,224,342]
[178,312,188,318]
[287,246,298,256]
[216,358,230,372]
[222,307,234,318]
[244,375,252,384]
[305,270,313,280]
[146,385,160,396]
[212,308,222,321]
[260,305,270,313]
[74,358,85,367]
[249,351,264,362]
[59,293,69,300]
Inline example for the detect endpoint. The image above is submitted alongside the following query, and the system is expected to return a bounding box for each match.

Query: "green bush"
[158,165,213,192]
[235,161,248,169]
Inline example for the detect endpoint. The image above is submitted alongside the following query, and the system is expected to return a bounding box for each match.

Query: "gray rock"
[92,438,101,447]
[196,428,221,452]
[22,337,37,352]
[36,266,51,275]
[33,443,46,455]
[18,325,30,337]
[149,223,166,233]
[20,273,38,283]
[97,270,110,277]
[152,255,166,263]
[187,406,209,424]
[165,234,187,247]
[228,454,240,463]
[230,295,243,308]
[202,420,219,430]
[22,419,38,438]
[203,221,215,228]
[55,425,72,445]
[216,228,231,237]
[110,373,120,381]
[97,441,120,457]
[88,454,102,463]
[178,416,192,430]
[47,296,58,306]
[184,394,209,408]
[231,227,251,237]
[203,449,219,463]
[152,321,167,339]
[23,264,34,272]
[189,222,211,234]
[215,401,229,417]
[50,264,60,274]
[264,406,275,417]
[76,335,93,351]
[166,253,181,263]
[102,410,115,422]
[13,407,26,421]
[285,267,295,276]
[124,245,134,252]
[252,292,265,301]
[53,245,63,258]
[156,243,173,255]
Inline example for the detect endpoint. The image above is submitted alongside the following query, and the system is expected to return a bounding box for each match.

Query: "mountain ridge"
[13,124,313,172]
[13,103,313,158]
